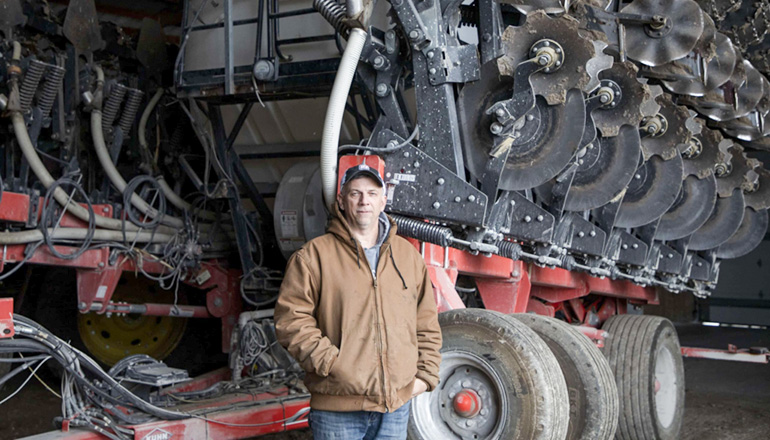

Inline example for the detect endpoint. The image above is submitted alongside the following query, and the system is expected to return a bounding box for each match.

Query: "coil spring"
[392,215,452,247]
[38,65,65,118]
[495,240,522,260]
[118,89,145,137]
[459,4,479,27]
[20,60,46,112]
[102,83,127,132]
[313,0,350,37]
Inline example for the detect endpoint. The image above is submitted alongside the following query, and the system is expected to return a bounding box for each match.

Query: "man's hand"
[411,378,428,398]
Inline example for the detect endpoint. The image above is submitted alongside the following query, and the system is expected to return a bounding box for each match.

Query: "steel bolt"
[387,140,398,149]
[482,33,492,42]
[668,253,674,258]
[454,196,462,202]
[375,83,389,97]
[373,56,385,67]
[214,297,223,307]
[635,174,642,180]
[404,151,410,158]
[98,262,105,268]
[589,230,596,237]
[697,262,703,267]
[480,408,488,416]
[427,50,435,59]
[468,195,476,202]
[433,202,441,209]
[527,114,534,121]
[538,55,550,66]
[622,244,628,249]
[414,161,420,168]
[78,302,87,310]
[490,122,503,135]
[632,243,639,249]
[437,178,445,185]
[409,30,421,41]
[536,215,544,222]
[496,108,505,117]
[524,215,532,223]
[429,68,437,75]
[578,231,585,238]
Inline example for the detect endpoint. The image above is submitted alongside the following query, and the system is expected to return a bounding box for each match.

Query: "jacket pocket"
[312,324,379,396]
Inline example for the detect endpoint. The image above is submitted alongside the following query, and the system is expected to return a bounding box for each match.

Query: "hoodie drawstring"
[353,238,361,268]
[389,249,407,290]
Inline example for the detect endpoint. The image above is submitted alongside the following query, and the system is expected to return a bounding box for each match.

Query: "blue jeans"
[308,401,411,440]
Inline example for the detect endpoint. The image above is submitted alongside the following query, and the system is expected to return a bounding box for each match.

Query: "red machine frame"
[1,183,663,438]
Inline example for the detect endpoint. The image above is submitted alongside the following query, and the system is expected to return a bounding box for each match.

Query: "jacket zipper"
[365,241,390,412]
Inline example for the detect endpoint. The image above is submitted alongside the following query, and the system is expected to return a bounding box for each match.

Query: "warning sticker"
[280,210,299,237]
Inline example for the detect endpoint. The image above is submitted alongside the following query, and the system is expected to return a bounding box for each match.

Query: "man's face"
[337,176,387,231]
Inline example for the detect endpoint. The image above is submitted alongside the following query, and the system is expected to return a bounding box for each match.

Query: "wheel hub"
[453,389,482,418]
[439,365,499,437]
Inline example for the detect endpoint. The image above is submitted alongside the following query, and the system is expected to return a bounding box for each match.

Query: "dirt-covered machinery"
[2,0,770,439]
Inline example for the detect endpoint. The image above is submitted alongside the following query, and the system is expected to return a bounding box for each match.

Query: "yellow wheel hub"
[77,276,188,366]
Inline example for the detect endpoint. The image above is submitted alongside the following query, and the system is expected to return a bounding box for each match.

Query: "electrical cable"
[123,175,166,228]
[39,177,95,260]
[338,124,420,153]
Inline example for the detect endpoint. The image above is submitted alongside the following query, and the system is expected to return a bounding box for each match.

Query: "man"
[275,163,442,439]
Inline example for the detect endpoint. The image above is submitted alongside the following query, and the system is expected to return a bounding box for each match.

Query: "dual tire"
[409,309,684,440]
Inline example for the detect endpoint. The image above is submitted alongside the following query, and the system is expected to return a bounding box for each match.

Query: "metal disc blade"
[565,126,642,211]
[593,62,654,137]
[655,174,717,240]
[656,14,717,96]
[744,168,770,211]
[689,189,746,251]
[704,33,738,90]
[716,208,769,259]
[682,125,721,179]
[734,62,765,118]
[615,154,684,228]
[621,0,704,66]
[641,94,692,159]
[497,11,597,105]
[500,90,586,190]
[458,65,585,191]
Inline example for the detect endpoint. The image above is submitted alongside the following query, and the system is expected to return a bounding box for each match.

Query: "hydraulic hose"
[321,27,367,210]
[11,112,144,232]
[0,228,174,245]
[91,67,184,231]
[139,88,218,221]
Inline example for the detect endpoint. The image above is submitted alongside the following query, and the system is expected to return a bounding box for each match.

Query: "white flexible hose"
[321,27,367,210]
[11,112,145,232]
[139,88,219,221]
[91,104,184,230]
[0,229,174,245]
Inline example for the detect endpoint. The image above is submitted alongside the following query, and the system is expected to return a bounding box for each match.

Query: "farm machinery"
[1,0,770,438]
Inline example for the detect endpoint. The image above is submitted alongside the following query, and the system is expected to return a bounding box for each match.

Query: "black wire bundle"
[39,177,96,260]
[123,175,166,228]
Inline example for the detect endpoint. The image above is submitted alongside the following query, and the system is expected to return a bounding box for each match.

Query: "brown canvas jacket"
[274,204,442,413]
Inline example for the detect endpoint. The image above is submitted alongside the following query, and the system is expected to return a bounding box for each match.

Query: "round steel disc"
[565,125,642,211]
[641,94,693,159]
[621,0,704,66]
[744,168,770,211]
[458,64,585,191]
[497,11,596,105]
[689,189,746,251]
[734,61,765,118]
[716,208,769,259]
[657,14,717,96]
[616,154,684,228]
[682,125,721,179]
[655,174,717,241]
[593,62,653,137]
[704,33,738,90]
[691,55,747,121]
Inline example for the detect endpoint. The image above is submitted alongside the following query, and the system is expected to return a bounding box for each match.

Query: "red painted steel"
[476,274,531,314]
[0,191,31,223]
[337,155,386,194]
[574,325,608,349]
[161,367,231,395]
[426,266,465,313]
[681,346,770,364]
[525,299,555,317]
[0,297,14,338]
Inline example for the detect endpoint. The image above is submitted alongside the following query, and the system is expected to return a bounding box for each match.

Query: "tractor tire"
[602,315,685,440]
[408,308,569,440]
[508,313,619,440]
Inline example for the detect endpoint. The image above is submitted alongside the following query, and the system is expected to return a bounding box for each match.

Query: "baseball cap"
[340,163,385,188]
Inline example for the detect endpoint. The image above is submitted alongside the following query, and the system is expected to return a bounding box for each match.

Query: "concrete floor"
[1,323,768,439]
